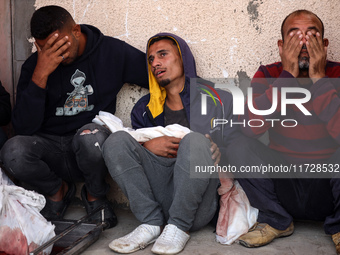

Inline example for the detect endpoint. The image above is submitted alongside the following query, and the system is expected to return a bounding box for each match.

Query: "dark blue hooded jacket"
[131,32,239,148]
[13,25,148,136]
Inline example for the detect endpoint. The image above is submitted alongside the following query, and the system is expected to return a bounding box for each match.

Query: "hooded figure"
[131,32,196,129]
[103,33,245,255]
[132,32,239,149]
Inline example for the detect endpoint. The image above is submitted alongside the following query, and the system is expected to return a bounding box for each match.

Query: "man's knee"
[180,132,209,149]
[102,131,136,159]
[2,136,28,161]
[73,123,111,153]
[177,132,213,177]
[1,136,34,177]
[102,131,141,177]
[77,123,106,135]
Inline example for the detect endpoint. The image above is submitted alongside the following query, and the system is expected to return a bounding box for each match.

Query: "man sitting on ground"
[227,10,340,254]
[102,33,239,254]
[1,5,148,228]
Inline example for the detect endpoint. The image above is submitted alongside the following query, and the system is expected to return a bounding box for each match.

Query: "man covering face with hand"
[1,5,148,229]
[227,10,340,254]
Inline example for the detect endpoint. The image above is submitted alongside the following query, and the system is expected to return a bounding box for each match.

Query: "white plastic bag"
[215,177,258,245]
[0,169,55,255]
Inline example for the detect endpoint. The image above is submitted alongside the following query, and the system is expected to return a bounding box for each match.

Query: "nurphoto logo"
[200,81,311,128]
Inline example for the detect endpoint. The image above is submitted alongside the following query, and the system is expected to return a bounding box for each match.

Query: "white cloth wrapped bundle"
[93,111,191,142]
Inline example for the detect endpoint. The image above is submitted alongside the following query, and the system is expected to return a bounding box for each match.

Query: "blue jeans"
[1,123,111,197]
[102,131,219,232]
[226,134,340,235]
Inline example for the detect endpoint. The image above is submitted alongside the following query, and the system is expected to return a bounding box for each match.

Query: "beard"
[298,56,309,70]
[298,44,309,70]
[158,78,171,87]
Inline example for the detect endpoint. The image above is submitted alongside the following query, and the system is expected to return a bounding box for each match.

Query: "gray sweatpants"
[102,131,219,232]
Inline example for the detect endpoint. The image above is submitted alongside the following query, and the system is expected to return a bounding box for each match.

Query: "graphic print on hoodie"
[13,24,148,136]
[56,69,94,116]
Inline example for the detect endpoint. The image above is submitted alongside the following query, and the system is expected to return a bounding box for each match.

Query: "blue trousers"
[226,134,340,235]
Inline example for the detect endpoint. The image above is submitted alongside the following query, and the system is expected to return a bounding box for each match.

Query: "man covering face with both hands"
[227,9,340,254]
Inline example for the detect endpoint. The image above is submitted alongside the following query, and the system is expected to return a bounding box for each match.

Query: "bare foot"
[48,181,68,202]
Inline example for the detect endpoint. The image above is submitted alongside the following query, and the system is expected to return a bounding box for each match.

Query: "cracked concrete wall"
[33,0,340,205]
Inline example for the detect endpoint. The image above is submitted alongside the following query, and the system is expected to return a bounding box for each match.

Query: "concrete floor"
[60,201,336,255]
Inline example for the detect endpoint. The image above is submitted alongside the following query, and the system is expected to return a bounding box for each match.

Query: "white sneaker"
[109,224,161,253]
[151,224,190,255]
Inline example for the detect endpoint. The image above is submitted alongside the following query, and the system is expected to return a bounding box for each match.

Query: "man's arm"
[205,134,221,166]
[131,95,180,158]
[142,136,181,158]
[32,34,70,89]
[12,35,70,135]
[122,42,149,89]
[220,91,241,147]
[240,31,307,138]
[303,31,340,144]
[310,76,340,145]
[278,30,303,78]
[239,67,299,138]
[12,58,47,135]
[305,31,328,83]
[131,95,151,129]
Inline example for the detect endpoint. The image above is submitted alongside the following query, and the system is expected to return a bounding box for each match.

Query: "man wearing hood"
[0,5,148,229]
[102,33,239,254]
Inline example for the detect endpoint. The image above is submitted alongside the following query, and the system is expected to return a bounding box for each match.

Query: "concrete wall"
[0,1,13,101]
[1,0,36,104]
[11,1,36,101]
[0,0,36,138]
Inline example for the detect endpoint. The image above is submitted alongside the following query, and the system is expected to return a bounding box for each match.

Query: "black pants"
[1,123,111,198]
[226,134,340,235]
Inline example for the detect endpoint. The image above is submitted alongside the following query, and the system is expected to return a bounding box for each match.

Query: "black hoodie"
[13,24,148,136]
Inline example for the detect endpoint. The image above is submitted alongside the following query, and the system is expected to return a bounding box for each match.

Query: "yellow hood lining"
[146,36,184,119]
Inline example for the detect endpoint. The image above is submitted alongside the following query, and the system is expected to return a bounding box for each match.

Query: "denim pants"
[226,134,340,235]
[1,123,111,197]
[102,131,219,232]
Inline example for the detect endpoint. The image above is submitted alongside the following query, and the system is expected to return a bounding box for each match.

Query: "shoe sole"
[151,248,186,255]
[151,237,189,255]
[109,238,157,253]
[239,229,294,248]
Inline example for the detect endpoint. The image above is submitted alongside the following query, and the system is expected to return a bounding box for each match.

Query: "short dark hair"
[281,10,324,40]
[149,36,177,48]
[30,5,74,39]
